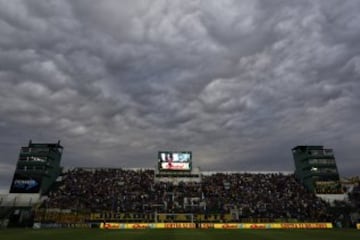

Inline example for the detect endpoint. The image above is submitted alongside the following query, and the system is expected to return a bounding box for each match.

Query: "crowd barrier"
[100,222,333,229]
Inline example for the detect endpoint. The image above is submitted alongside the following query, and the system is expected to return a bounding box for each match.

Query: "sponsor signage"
[164,223,196,229]
[127,223,156,229]
[208,223,333,229]
[215,223,239,229]
[277,223,332,229]
[100,222,194,229]
[10,174,42,193]
[100,222,123,229]
[100,222,333,230]
[34,223,91,229]
[10,179,40,193]
[200,223,214,229]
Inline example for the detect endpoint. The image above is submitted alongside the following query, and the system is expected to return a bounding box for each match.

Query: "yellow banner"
[200,223,214,229]
[214,223,240,229]
[126,223,156,229]
[357,223,360,230]
[275,223,332,229]
[163,223,196,229]
[100,222,124,229]
[101,222,333,229]
[100,222,195,229]
[209,223,332,229]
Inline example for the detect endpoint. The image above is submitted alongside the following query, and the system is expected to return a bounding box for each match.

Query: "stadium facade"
[292,146,340,193]
[0,142,359,229]
[9,140,63,194]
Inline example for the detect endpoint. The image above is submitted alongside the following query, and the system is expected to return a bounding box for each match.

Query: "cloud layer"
[1,0,360,191]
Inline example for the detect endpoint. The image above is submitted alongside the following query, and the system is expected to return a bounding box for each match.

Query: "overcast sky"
[1,0,360,192]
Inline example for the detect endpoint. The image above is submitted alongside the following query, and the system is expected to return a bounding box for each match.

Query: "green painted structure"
[9,140,63,195]
[292,145,340,193]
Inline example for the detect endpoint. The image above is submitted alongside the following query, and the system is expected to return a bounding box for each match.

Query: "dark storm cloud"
[0,0,360,191]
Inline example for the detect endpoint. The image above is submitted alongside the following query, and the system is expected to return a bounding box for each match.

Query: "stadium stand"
[42,168,336,222]
[2,143,359,229]
[0,167,355,228]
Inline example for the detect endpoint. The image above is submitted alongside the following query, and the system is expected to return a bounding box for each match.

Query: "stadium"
[2,0,360,239]
[0,141,359,239]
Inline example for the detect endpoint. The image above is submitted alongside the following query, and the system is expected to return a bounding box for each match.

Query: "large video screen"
[9,174,42,193]
[158,151,192,171]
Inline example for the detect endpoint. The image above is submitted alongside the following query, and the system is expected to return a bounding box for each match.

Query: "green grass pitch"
[0,229,359,240]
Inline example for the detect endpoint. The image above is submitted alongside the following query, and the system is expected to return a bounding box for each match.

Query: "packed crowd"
[46,168,154,212]
[202,173,331,221]
[348,184,360,208]
[45,169,334,221]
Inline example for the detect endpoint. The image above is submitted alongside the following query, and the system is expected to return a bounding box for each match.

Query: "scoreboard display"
[158,151,192,171]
